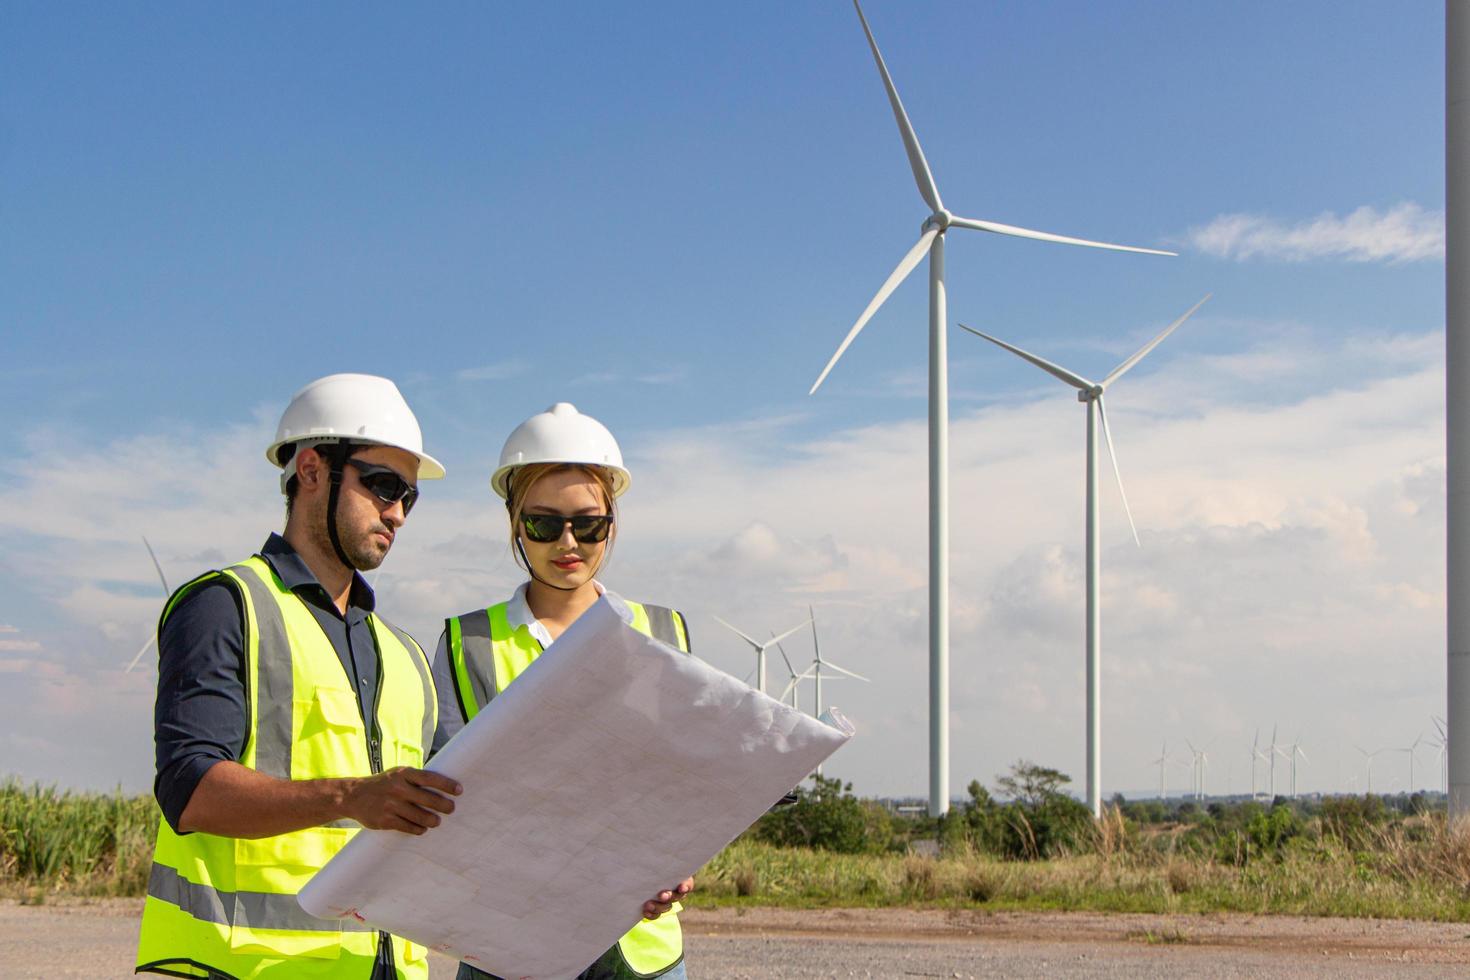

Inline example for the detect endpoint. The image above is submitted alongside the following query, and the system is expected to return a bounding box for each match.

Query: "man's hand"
[642,877,694,920]
[343,767,462,835]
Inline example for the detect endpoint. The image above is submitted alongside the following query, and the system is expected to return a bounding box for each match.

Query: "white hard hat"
[267,373,446,490]
[492,402,629,500]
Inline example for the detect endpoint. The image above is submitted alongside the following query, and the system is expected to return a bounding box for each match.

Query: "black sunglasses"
[520,513,613,544]
[345,459,420,515]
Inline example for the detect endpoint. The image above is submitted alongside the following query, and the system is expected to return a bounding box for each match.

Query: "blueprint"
[298,594,854,980]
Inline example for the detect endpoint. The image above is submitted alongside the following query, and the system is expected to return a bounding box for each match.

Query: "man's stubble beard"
[309,498,390,572]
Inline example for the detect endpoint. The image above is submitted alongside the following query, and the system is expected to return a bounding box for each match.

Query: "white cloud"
[1183,202,1444,264]
[0,325,1448,801]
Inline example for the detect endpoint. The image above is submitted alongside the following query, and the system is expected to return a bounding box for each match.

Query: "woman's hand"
[642,877,694,920]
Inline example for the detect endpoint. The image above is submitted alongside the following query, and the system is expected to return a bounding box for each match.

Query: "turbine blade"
[810,228,939,394]
[713,616,764,651]
[809,605,820,660]
[822,661,870,682]
[851,0,942,213]
[1096,397,1140,547]
[124,634,156,673]
[773,634,798,677]
[946,215,1175,256]
[956,323,1091,390]
[143,536,171,595]
[764,620,813,650]
[1101,294,1211,389]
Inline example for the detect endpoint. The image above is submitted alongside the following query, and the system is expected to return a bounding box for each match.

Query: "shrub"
[753,774,887,854]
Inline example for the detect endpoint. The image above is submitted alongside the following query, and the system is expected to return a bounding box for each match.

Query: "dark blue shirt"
[152,533,385,832]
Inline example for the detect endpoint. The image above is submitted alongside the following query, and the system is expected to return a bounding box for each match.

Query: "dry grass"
[695,815,1470,921]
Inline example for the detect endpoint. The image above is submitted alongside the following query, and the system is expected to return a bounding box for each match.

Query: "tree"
[995,761,1071,808]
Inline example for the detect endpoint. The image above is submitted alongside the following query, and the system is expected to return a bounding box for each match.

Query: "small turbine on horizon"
[124,536,173,673]
[1151,741,1170,800]
[1356,745,1389,796]
[958,296,1209,815]
[808,0,1174,817]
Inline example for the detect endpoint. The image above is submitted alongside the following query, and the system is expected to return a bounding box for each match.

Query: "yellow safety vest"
[445,597,690,979]
[136,555,437,980]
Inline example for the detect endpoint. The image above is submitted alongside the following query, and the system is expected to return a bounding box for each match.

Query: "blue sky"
[0,2,1448,800]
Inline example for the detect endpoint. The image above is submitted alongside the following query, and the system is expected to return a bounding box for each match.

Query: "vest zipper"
[367,622,392,976]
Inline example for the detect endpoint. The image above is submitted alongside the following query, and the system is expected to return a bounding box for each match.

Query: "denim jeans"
[456,946,688,980]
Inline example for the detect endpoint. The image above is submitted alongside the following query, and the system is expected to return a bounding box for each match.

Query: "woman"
[431,402,694,980]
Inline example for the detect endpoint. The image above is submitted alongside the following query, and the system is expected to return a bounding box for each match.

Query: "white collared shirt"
[504,579,611,648]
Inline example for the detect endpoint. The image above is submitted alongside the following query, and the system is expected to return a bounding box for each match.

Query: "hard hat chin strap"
[515,537,606,593]
[324,442,358,572]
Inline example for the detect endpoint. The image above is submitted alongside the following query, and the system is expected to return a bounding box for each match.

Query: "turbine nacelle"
[922,210,953,234]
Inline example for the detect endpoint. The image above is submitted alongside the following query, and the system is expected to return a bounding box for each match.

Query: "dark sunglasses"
[345,459,420,515]
[520,513,613,544]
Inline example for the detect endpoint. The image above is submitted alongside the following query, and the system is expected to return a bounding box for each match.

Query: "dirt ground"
[5,899,1469,978]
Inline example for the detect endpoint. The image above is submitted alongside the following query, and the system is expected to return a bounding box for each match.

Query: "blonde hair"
[506,463,619,575]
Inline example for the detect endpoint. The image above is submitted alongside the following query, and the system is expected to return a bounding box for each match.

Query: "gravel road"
[5,900,1468,978]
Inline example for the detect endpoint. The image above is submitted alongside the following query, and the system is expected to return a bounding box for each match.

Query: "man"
[136,373,459,980]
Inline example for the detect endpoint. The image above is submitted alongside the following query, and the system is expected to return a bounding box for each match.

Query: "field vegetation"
[5,765,1470,921]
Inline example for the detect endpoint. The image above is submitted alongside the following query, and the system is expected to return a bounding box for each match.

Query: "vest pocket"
[229,827,357,959]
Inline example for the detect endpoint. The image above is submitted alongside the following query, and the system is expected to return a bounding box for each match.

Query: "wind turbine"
[124,536,172,673]
[1397,734,1424,793]
[1286,738,1309,798]
[1266,724,1281,800]
[1185,739,1210,800]
[808,0,1174,817]
[714,616,810,696]
[783,608,870,716]
[1430,717,1449,793]
[1251,729,1269,801]
[772,633,804,712]
[958,296,1208,815]
[1151,741,1170,800]
[1355,745,1388,796]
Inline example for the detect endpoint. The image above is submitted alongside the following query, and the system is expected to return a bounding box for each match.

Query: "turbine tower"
[714,616,810,696]
[125,536,173,672]
[958,297,1208,815]
[809,0,1173,817]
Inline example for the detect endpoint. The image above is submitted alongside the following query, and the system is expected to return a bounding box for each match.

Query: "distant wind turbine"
[959,296,1208,815]
[1251,729,1269,801]
[124,536,172,673]
[1397,734,1424,794]
[1431,717,1449,793]
[1151,741,1170,800]
[1285,738,1309,798]
[1356,745,1388,796]
[714,616,810,696]
[779,607,870,718]
[808,0,1174,817]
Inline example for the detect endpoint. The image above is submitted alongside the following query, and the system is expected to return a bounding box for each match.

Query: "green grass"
[0,781,157,899]
[5,781,1469,923]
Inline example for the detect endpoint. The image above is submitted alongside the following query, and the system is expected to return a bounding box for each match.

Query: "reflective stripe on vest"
[445,597,688,977]
[137,556,435,980]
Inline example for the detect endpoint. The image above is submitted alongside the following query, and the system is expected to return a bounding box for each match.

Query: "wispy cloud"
[455,360,528,382]
[1183,202,1443,264]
